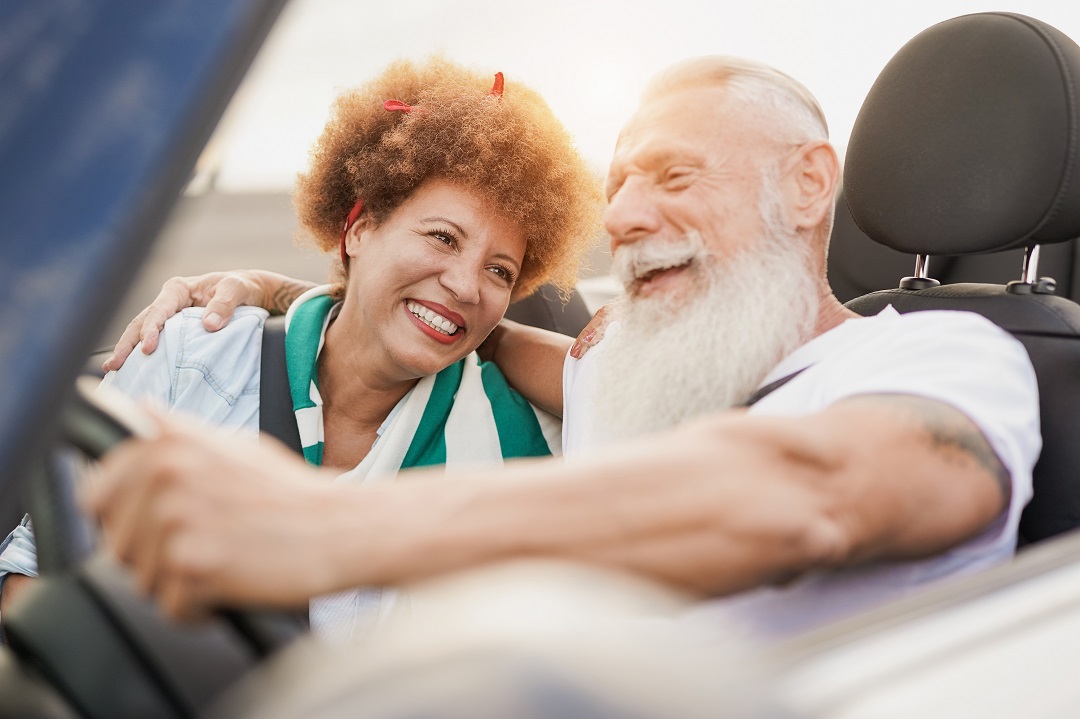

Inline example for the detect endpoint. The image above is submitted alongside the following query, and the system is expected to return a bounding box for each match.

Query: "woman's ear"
[344,214,375,258]
[789,141,840,231]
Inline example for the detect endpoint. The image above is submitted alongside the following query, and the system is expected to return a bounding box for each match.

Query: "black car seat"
[829,190,1080,304]
[505,284,593,338]
[840,11,1080,545]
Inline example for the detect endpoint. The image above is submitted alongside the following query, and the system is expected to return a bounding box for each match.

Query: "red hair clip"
[384,73,502,116]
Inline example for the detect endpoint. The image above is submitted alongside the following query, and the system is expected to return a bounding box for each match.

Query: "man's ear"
[789,141,840,231]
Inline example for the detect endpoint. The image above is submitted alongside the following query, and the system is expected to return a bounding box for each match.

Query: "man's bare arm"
[103,271,317,371]
[341,393,1007,594]
[107,272,614,414]
[87,393,1010,616]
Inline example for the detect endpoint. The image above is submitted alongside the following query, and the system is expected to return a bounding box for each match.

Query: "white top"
[562,306,1041,640]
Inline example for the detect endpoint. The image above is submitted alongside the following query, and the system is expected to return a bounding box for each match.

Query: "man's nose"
[604,178,662,251]
[439,260,482,305]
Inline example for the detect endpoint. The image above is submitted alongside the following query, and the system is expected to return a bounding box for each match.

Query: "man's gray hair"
[643,56,829,144]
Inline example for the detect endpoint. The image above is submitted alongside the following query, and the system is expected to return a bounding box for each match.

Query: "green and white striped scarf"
[288,286,560,641]
[283,287,560,476]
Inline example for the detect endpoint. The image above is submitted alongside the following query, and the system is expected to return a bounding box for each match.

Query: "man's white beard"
[591,223,820,446]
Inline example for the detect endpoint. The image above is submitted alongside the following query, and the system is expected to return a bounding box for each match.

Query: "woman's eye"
[427,232,457,251]
[487,265,515,284]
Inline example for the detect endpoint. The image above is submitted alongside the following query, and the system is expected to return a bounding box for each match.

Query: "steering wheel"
[1,377,305,719]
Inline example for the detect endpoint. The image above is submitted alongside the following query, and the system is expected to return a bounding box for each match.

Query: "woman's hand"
[569,303,616,359]
[102,271,315,372]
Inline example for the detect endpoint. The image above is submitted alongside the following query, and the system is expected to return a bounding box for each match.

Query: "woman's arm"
[480,320,571,416]
[0,515,39,632]
[478,304,615,416]
[1,574,33,617]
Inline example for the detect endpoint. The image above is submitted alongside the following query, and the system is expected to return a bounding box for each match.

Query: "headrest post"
[1022,245,1042,284]
[913,254,932,279]
[898,254,941,290]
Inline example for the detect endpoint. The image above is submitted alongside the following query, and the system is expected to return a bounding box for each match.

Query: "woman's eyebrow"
[492,252,522,270]
[421,216,468,238]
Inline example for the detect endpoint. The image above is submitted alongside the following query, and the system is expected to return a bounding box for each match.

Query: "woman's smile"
[404,299,465,345]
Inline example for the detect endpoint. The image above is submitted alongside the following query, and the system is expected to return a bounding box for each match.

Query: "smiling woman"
[0,57,605,641]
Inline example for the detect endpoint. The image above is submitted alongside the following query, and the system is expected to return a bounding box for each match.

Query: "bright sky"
[206,0,1080,192]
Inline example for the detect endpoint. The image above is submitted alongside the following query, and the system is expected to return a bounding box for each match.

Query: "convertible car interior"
[1,4,1079,718]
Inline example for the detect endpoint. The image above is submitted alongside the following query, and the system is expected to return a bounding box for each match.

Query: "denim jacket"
[0,307,269,625]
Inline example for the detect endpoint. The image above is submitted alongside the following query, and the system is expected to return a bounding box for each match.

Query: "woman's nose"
[439,260,482,305]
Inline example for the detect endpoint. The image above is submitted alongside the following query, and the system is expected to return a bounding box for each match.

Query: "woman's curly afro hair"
[295,57,605,300]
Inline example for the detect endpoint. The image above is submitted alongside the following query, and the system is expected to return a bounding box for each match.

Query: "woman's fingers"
[570,303,615,359]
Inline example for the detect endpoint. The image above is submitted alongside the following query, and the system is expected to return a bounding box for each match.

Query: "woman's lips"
[414,300,465,327]
[404,299,464,345]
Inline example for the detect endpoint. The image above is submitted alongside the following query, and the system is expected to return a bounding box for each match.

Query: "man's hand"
[101,271,316,373]
[84,415,337,618]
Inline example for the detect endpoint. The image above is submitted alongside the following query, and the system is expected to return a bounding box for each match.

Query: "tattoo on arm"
[269,279,316,315]
[854,395,1011,502]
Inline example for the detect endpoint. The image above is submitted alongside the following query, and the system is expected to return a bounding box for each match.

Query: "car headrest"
[844,12,1080,256]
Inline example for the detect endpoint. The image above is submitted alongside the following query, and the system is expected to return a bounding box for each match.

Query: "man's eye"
[663,169,693,190]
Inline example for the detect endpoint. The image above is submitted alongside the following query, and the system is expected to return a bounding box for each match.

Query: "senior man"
[2,56,1039,640]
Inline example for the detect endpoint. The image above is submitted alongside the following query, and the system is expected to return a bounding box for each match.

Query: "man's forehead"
[611,87,752,167]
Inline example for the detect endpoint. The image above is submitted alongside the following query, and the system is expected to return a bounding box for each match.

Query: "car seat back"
[841,12,1080,544]
[828,190,1080,304]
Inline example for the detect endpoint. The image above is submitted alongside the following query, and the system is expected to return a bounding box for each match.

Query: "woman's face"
[340,178,527,381]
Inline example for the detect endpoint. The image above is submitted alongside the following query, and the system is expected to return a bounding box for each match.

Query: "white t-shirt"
[562,306,1041,640]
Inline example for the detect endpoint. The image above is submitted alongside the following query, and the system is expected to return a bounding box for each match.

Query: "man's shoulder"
[886,307,1007,333]
[856,306,1005,334]
[830,308,1023,360]
[769,307,1037,411]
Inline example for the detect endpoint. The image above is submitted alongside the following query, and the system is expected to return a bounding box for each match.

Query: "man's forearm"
[257,272,317,315]
[326,415,845,595]
[85,394,1013,613]
[325,396,1009,597]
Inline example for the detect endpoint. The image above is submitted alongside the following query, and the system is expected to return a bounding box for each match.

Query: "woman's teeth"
[407,301,458,335]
